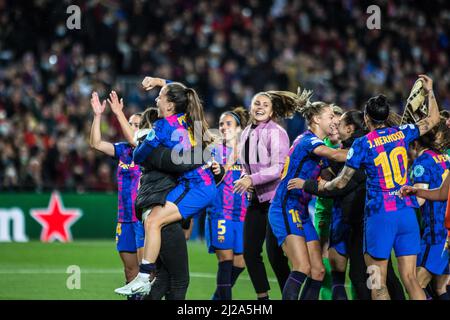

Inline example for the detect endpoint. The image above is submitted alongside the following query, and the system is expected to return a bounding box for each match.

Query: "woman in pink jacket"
[233,89,305,299]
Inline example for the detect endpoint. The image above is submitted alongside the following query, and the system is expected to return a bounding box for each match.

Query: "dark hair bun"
[365,94,390,122]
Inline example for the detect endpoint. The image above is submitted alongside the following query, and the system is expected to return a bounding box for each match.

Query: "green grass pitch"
[1,240,404,300]
[0,240,283,300]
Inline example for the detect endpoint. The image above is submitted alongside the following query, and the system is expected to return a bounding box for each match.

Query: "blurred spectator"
[0,0,448,191]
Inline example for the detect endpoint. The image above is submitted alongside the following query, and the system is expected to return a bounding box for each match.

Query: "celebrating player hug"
[4,2,450,306]
[107,73,447,301]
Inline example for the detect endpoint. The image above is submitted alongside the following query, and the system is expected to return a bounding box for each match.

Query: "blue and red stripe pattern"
[345,124,420,216]
[113,142,141,223]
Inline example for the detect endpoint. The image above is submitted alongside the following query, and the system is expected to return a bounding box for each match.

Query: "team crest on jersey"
[413,165,425,178]
[118,161,136,170]
[218,235,225,243]
[347,148,354,160]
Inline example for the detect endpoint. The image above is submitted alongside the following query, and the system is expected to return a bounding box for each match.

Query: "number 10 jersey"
[345,124,420,216]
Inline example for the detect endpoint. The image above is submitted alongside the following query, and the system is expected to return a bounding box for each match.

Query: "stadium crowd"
[0,0,449,192]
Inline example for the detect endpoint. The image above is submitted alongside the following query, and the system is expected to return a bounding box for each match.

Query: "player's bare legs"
[397,255,426,300]
[297,240,325,300]
[416,266,433,289]
[136,247,144,265]
[115,202,183,296]
[435,274,450,297]
[283,235,311,275]
[233,254,245,269]
[364,254,390,300]
[417,266,449,299]
[143,202,183,263]
[119,252,139,282]
[308,240,326,281]
[329,248,347,273]
[281,235,310,300]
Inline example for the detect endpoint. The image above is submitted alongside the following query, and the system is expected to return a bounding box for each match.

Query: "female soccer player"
[115,77,217,296]
[268,93,348,300]
[317,74,440,300]
[89,91,144,299]
[406,120,450,300]
[313,104,343,300]
[132,107,202,300]
[205,107,249,300]
[298,110,406,300]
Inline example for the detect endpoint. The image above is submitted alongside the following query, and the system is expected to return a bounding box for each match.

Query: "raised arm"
[89,92,114,156]
[108,91,136,146]
[416,74,440,136]
[142,77,167,91]
[313,145,348,163]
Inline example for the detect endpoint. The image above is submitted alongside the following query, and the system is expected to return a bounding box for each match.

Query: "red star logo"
[30,192,82,242]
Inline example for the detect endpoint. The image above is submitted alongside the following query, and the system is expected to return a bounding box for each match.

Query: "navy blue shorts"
[364,207,420,259]
[269,198,319,247]
[116,221,145,252]
[205,216,244,254]
[167,181,216,220]
[329,212,350,256]
[417,242,450,275]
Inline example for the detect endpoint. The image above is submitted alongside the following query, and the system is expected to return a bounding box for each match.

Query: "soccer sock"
[282,271,307,300]
[300,277,323,300]
[216,260,233,300]
[138,263,156,279]
[447,285,450,295]
[331,271,347,300]
[231,266,245,286]
[437,292,449,300]
[424,288,433,300]
[213,266,245,300]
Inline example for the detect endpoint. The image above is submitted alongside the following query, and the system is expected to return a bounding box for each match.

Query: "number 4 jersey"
[345,124,420,216]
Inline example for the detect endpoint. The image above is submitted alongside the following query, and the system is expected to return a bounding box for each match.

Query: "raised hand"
[142,77,165,91]
[107,91,124,115]
[418,74,433,93]
[90,92,106,115]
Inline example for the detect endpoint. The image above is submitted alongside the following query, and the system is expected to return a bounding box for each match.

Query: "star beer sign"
[30,192,82,242]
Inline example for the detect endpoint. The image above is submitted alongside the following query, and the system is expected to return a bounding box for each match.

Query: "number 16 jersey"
[345,124,420,216]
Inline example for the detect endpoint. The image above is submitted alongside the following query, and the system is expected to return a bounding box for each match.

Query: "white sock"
[141,259,150,265]
[138,272,150,279]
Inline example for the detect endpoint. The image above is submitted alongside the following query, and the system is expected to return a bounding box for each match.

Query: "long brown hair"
[165,82,213,147]
[251,86,314,123]
[139,107,159,129]
[416,117,450,154]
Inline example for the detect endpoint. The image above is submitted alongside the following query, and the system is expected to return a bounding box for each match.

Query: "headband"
[224,111,241,126]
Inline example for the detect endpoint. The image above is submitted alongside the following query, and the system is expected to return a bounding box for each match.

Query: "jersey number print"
[373,146,408,188]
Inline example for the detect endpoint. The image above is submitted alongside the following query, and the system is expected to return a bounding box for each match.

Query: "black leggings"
[144,222,189,300]
[348,221,405,300]
[243,197,290,294]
